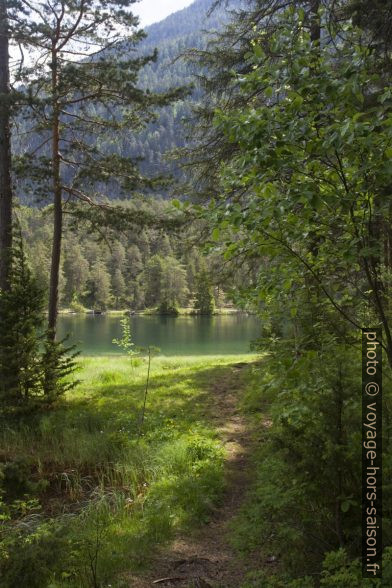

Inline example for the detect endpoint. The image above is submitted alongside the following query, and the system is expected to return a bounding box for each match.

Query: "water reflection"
[57,314,260,356]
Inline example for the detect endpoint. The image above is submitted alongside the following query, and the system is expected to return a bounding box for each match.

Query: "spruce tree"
[112,267,126,309]
[0,232,76,414]
[87,261,112,310]
[0,233,44,413]
[194,269,214,315]
[159,256,189,311]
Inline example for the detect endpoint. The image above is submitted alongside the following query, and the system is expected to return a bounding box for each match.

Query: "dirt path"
[127,362,257,588]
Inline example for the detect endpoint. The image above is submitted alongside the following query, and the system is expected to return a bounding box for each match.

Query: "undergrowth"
[0,355,253,587]
[231,344,392,587]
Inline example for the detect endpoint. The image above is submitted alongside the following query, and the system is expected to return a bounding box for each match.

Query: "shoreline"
[58,307,256,317]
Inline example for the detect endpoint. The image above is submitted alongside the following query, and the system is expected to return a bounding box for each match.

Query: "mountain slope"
[15,0,239,203]
[126,0,238,185]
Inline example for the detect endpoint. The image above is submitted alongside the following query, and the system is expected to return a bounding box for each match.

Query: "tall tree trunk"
[47,49,62,340]
[0,0,12,292]
[310,0,321,45]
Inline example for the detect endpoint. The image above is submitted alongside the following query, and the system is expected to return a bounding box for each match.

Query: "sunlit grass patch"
[0,354,255,586]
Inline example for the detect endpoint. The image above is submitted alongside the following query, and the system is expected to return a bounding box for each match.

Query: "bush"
[320,547,392,587]
[0,457,48,501]
[158,300,179,316]
[69,296,86,313]
[232,339,392,579]
[0,519,68,588]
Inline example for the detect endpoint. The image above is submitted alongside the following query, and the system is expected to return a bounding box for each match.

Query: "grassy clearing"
[0,354,256,587]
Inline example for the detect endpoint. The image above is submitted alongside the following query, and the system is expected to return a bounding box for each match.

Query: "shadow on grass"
[0,359,256,512]
[63,360,254,440]
[0,359,259,586]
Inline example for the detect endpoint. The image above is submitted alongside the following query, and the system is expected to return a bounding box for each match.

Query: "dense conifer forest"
[19,201,238,313]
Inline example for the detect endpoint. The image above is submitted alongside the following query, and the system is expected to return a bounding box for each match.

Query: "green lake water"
[57,314,260,356]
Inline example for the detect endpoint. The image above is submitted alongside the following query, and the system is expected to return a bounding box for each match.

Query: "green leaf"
[212,228,220,241]
[341,501,351,513]
[253,44,264,59]
[293,96,303,108]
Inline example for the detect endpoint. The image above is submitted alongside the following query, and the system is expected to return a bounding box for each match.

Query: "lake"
[57,314,260,356]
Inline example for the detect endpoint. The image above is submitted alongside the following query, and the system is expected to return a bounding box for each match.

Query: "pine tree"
[159,256,189,313]
[143,254,189,311]
[112,267,126,309]
[87,261,112,310]
[131,279,145,310]
[0,0,12,292]
[127,244,143,280]
[63,242,89,305]
[143,255,164,307]
[194,269,214,315]
[9,0,186,341]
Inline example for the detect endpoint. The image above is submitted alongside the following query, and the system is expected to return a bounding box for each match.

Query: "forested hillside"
[133,0,236,180]
[12,0,249,313]
[18,201,241,313]
[14,0,236,202]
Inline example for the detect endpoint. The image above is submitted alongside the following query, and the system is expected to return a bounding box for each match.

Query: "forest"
[0,0,391,587]
[19,202,234,314]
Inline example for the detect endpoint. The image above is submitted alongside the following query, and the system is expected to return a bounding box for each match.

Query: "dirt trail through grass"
[129,361,256,588]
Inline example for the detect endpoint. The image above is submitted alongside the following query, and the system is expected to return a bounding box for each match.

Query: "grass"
[0,354,256,587]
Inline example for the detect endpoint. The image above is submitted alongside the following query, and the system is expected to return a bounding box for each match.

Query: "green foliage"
[11,0,231,195]
[7,1,392,586]
[143,254,189,312]
[86,261,112,311]
[242,547,392,588]
[12,0,188,206]
[231,342,392,581]
[205,7,392,352]
[241,570,314,588]
[319,547,392,587]
[41,337,79,404]
[0,234,79,413]
[69,296,86,314]
[0,235,45,415]
[112,316,138,358]
[19,202,235,313]
[112,267,126,309]
[189,7,392,582]
[0,519,68,588]
[158,300,179,316]
[0,355,238,586]
[194,269,215,315]
[62,243,89,306]
[0,457,48,502]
